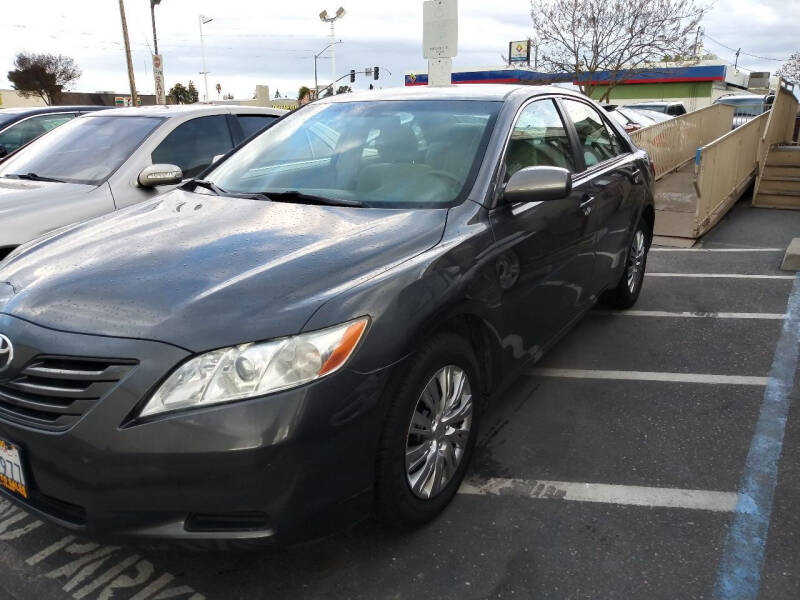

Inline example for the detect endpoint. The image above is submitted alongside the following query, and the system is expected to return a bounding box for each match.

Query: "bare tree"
[530,0,706,102]
[777,51,800,84]
[7,52,81,105]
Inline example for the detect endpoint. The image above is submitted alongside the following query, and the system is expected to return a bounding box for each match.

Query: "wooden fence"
[630,103,734,180]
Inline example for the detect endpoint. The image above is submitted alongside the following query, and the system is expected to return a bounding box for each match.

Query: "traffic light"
[373,66,379,80]
[350,69,356,83]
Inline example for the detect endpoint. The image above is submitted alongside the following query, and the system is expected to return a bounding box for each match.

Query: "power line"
[703,33,787,63]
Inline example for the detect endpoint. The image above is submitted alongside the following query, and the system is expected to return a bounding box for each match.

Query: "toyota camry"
[0,85,654,546]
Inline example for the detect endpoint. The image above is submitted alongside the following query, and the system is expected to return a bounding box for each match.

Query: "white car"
[0,104,285,259]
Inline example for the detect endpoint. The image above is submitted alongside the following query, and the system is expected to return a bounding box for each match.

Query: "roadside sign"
[153,54,166,105]
[423,0,457,59]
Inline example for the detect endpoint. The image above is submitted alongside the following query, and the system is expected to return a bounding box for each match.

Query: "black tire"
[375,332,481,529]
[604,216,651,309]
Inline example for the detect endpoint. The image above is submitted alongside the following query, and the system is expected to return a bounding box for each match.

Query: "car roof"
[0,105,108,115]
[315,84,587,104]
[715,94,769,102]
[628,101,682,107]
[83,104,287,118]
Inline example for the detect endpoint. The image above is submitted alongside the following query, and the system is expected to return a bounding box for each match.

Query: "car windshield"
[206,100,501,208]
[0,115,162,185]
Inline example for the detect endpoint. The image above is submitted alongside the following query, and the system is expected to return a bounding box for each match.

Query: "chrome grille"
[0,356,137,431]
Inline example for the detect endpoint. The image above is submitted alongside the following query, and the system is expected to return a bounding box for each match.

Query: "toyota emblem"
[0,335,13,373]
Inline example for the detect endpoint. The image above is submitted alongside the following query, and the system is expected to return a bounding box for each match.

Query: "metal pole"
[330,20,336,95]
[314,54,319,95]
[118,0,138,107]
[199,16,210,102]
[150,2,159,55]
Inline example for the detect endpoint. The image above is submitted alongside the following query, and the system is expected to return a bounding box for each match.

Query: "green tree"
[336,85,352,94]
[7,52,81,105]
[168,81,199,104]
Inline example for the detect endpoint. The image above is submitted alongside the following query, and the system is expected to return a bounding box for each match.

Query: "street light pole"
[198,14,213,103]
[118,0,138,107]
[319,7,346,95]
[314,40,342,96]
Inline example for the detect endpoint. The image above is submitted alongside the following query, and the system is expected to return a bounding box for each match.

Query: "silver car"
[0,104,285,258]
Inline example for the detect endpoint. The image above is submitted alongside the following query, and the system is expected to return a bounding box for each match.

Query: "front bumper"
[0,313,391,544]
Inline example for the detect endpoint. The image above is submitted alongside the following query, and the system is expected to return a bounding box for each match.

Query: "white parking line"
[531,368,769,386]
[650,248,784,252]
[460,478,738,512]
[647,273,795,280]
[593,310,786,320]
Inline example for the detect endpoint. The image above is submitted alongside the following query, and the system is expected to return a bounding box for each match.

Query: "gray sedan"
[0,104,285,259]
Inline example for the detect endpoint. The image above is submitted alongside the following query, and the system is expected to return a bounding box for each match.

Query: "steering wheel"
[426,170,462,187]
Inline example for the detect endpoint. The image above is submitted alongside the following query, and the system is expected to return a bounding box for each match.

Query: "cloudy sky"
[1,0,797,101]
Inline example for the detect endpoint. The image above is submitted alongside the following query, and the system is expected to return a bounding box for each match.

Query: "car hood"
[0,189,447,351]
[0,178,95,213]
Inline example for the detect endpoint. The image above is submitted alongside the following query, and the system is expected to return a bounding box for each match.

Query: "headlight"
[140,317,369,417]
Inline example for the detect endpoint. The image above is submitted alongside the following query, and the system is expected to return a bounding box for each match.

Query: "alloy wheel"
[626,229,646,293]
[405,365,473,500]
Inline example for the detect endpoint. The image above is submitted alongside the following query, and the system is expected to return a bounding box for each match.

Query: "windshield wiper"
[5,173,65,183]
[258,190,365,208]
[189,179,227,195]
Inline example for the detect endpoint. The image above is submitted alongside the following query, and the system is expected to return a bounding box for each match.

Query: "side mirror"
[0,146,7,159]
[503,166,572,204]
[138,164,183,187]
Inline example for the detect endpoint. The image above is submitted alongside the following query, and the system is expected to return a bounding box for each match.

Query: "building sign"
[153,54,166,105]
[114,96,142,107]
[509,40,531,64]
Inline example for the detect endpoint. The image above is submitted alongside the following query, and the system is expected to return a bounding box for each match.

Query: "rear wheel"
[604,216,650,309]
[375,333,480,528]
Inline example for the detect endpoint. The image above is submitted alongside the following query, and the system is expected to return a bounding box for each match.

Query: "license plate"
[0,439,28,499]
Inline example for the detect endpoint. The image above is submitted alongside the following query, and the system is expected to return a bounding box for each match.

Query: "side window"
[561,99,626,168]
[0,113,74,152]
[236,114,278,139]
[504,99,575,180]
[152,115,233,178]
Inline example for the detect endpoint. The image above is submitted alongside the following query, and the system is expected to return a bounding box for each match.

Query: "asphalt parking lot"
[0,198,798,600]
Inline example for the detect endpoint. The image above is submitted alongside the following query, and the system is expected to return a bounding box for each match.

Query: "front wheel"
[375,333,480,528]
[604,217,650,309]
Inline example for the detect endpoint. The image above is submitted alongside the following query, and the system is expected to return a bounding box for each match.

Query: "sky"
[2,0,798,101]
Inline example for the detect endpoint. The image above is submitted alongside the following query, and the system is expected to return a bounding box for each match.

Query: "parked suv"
[0,85,654,546]
[0,106,111,159]
[713,93,774,129]
[0,104,285,259]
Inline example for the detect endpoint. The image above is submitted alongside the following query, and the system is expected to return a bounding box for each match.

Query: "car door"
[560,97,644,297]
[110,114,236,209]
[488,97,596,356]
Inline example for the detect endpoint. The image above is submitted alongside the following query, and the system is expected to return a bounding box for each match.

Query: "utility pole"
[150,0,161,55]
[118,0,138,106]
[199,14,213,102]
[735,47,741,70]
[319,8,346,95]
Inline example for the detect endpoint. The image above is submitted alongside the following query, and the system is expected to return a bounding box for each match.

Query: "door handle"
[629,168,642,184]
[580,195,595,215]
